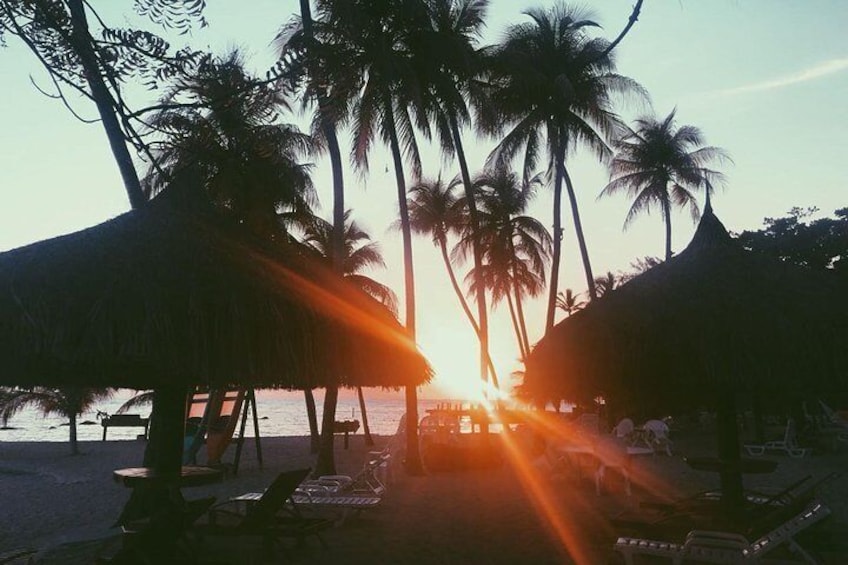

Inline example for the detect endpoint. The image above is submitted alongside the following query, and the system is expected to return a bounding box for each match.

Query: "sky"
[1,1,846,401]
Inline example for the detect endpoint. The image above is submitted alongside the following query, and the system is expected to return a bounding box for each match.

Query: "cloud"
[717,57,848,96]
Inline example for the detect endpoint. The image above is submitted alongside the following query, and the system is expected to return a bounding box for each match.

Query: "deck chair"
[745,418,810,458]
[300,449,390,497]
[289,491,382,525]
[642,419,673,456]
[612,418,635,442]
[818,400,848,444]
[193,468,331,555]
[592,435,632,496]
[615,498,829,564]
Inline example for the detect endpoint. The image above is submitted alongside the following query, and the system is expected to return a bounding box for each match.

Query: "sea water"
[0,389,449,442]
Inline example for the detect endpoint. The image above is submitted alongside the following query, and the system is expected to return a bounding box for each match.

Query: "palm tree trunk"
[505,292,527,361]
[663,199,673,261]
[437,241,500,382]
[383,92,423,475]
[356,387,375,447]
[69,412,79,455]
[449,117,498,391]
[507,237,532,356]
[562,163,596,300]
[315,385,338,477]
[513,283,532,358]
[66,0,145,209]
[304,389,320,453]
[546,143,566,331]
[302,0,346,475]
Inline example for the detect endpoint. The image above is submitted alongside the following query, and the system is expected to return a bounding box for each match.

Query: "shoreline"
[2,432,848,563]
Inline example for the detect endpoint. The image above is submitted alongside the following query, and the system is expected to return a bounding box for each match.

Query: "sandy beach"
[1,429,847,564]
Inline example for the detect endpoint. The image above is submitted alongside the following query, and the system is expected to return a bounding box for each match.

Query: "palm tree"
[144,51,315,238]
[600,110,731,260]
[555,288,585,317]
[409,0,497,393]
[142,52,319,466]
[301,210,399,448]
[406,175,496,376]
[279,2,353,475]
[480,4,646,329]
[305,0,431,474]
[594,271,619,297]
[0,387,114,454]
[460,167,552,360]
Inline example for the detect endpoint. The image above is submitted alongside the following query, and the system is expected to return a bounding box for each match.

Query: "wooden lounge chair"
[614,498,830,564]
[192,468,332,556]
[745,418,810,458]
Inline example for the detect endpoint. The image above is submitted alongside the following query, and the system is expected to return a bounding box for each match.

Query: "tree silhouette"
[0,0,207,208]
[601,109,730,260]
[0,386,114,454]
[460,167,551,360]
[302,210,398,448]
[302,0,430,474]
[555,288,585,318]
[480,3,646,328]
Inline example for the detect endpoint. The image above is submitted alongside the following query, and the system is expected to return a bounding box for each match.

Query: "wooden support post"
[716,389,745,518]
[251,390,263,468]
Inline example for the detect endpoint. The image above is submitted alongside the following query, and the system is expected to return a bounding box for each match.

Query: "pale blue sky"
[1,1,846,397]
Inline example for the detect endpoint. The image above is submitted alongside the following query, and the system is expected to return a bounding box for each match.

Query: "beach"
[1,430,847,564]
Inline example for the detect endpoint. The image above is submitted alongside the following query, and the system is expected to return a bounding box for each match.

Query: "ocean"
[0,389,457,442]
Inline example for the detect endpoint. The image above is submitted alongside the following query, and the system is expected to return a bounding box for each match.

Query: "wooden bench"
[101,414,150,441]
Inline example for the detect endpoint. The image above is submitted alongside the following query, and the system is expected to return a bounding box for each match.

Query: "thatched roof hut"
[0,189,431,391]
[526,205,848,414]
[527,205,848,512]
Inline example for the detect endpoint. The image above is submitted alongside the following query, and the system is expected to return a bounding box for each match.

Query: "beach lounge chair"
[614,498,830,564]
[289,491,383,525]
[193,468,332,555]
[300,448,390,496]
[744,418,810,458]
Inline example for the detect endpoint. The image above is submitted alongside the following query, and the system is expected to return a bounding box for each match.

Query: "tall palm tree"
[144,51,315,238]
[480,4,645,330]
[409,0,497,393]
[0,387,114,454]
[600,110,730,260]
[301,210,399,449]
[306,0,431,474]
[279,1,353,475]
[555,288,585,317]
[460,167,552,360]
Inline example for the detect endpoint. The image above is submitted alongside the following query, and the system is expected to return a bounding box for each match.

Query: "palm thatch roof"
[525,205,848,413]
[0,188,431,390]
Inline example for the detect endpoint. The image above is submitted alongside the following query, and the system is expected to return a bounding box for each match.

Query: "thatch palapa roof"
[525,205,848,413]
[0,189,431,390]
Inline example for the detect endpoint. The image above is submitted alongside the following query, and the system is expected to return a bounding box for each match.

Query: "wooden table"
[113,466,224,488]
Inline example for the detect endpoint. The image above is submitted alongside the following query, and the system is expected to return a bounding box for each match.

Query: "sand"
[1,428,847,564]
